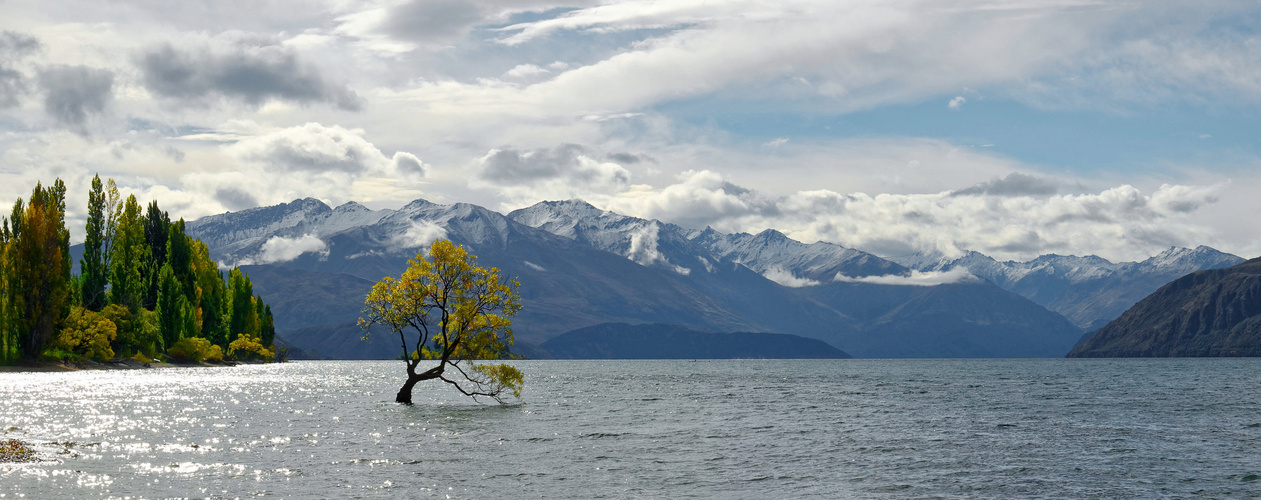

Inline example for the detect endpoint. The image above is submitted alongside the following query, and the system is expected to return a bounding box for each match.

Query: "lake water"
[2,359,1260,498]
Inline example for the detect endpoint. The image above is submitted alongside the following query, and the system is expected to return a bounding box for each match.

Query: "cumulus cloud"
[948,96,966,109]
[953,173,1062,197]
[37,65,114,131]
[137,37,362,110]
[835,268,980,287]
[763,267,820,287]
[244,234,329,265]
[229,122,393,174]
[601,170,772,229]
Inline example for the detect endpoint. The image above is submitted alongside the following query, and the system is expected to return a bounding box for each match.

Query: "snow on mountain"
[185,196,1094,358]
[510,200,909,283]
[692,228,908,280]
[508,200,705,276]
[891,245,1245,328]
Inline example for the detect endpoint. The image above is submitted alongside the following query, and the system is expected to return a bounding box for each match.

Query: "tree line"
[0,176,275,364]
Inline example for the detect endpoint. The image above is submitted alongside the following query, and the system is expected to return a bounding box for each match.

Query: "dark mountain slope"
[801,282,1084,358]
[1068,258,1261,357]
[539,323,851,359]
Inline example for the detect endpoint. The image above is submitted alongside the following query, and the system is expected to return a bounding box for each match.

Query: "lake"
[2,359,1260,498]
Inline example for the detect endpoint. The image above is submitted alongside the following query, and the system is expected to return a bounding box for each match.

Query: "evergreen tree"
[142,201,170,310]
[81,175,108,311]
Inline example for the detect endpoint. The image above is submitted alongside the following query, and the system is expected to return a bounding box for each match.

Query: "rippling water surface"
[2,359,1260,498]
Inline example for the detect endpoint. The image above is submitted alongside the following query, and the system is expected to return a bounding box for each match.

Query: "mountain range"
[891,246,1243,330]
[1068,257,1261,357]
[183,197,1242,359]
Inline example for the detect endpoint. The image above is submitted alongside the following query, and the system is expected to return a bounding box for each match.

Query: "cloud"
[391,151,427,177]
[625,222,689,274]
[392,219,448,251]
[595,168,1226,262]
[213,187,259,211]
[335,0,484,53]
[228,122,392,174]
[246,234,329,265]
[0,31,40,108]
[835,268,979,287]
[137,37,362,110]
[174,122,430,213]
[763,137,789,148]
[606,152,651,164]
[226,122,427,181]
[762,267,820,287]
[601,170,772,229]
[952,173,1062,197]
[626,222,663,267]
[948,96,966,110]
[476,144,632,202]
[37,65,114,131]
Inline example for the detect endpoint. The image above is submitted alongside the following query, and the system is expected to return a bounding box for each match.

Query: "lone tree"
[360,239,524,405]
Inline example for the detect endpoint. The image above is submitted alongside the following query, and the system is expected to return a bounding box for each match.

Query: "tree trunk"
[396,363,445,404]
[396,375,422,404]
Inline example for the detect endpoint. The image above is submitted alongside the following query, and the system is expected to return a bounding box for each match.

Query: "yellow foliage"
[470,363,525,398]
[55,306,117,361]
[360,239,524,402]
[167,337,222,363]
[228,333,273,362]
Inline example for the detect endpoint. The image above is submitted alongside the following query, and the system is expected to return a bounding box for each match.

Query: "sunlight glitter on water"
[3,359,1261,498]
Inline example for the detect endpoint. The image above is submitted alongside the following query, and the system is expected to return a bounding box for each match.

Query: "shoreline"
[0,358,243,373]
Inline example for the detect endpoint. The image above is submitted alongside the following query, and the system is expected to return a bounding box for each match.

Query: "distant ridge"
[893,246,1244,329]
[1068,257,1261,357]
[538,323,851,359]
[184,196,1233,359]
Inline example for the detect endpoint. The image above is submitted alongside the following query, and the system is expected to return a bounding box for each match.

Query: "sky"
[2,0,1260,263]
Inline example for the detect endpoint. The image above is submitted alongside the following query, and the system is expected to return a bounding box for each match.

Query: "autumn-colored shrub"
[54,306,118,361]
[228,333,273,362]
[166,337,221,363]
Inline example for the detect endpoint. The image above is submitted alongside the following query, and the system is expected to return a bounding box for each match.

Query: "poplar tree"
[110,195,148,312]
[8,183,72,357]
[228,267,258,339]
[81,175,108,311]
[155,263,183,351]
[0,217,13,361]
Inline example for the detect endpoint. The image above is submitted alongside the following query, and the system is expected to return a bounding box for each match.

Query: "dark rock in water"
[1068,257,1261,357]
[540,323,850,359]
